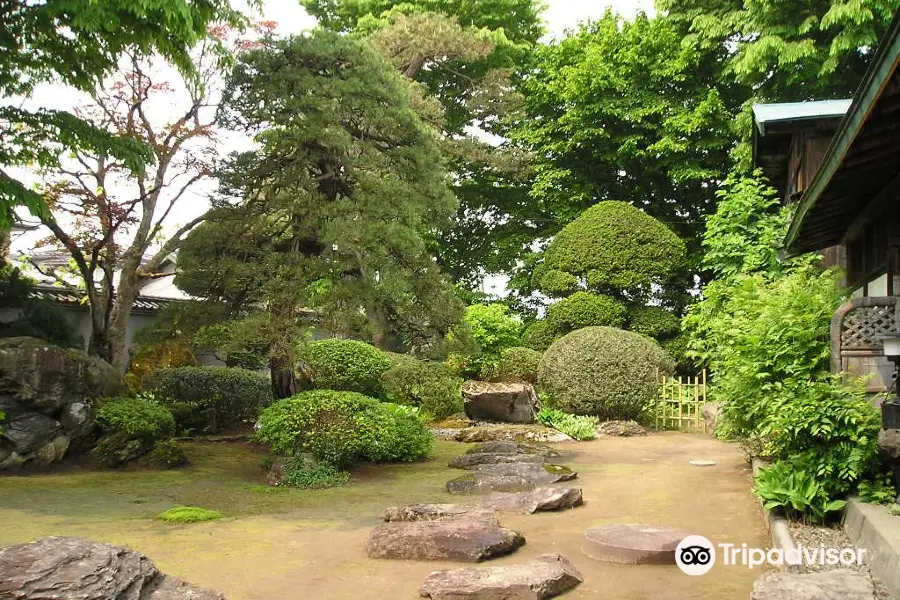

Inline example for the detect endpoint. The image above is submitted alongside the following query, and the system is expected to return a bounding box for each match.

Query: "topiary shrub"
[142,366,273,433]
[447,303,521,379]
[521,320,558,352]
[496,347,543,383]
[545,292,627,336]
[94,397,176,468]
[628,306,681,339]
[381,356,462,420]
[255,390,433,467]
[150,438,188,468]
[297,339,392,397]
[538,326,674,420]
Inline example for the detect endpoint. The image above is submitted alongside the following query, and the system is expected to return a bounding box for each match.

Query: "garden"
[2,0,899,598]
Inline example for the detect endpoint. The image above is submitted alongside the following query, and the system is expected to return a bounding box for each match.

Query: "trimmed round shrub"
[96,397,176,440]
[545,292,627,335]
[255,390,433,466]
[298,339,392,396]
[538,326,674,420]
[142,366,273,433]
[150,439,188,468]
[628,306,681,339]
[381,356,463,420]
[497,347,543,383]
[534,201,685,295]
[521,320,558,352]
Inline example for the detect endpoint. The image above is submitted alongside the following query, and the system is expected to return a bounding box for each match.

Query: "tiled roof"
[31,285,178,314]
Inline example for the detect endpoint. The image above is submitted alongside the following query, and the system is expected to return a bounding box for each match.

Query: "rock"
[472,462,577,485]
[449,452,545,469]
[878,428,900,460]
[0,537,225,600]
[701,403,722,433]
[0,451,24,470]
[596,421,647,437]
[481,487,583,514]
[367,521,525,562]
[462,381,539,424]
[750,570,874,600]
[267,457,288,486]
[2,412,60,454]
[60,401,95,451]
[94,433,154,468]
[447,473,536,495]
[383,504,500,526]
[465,440,560,458]
[420,553,583,600]
[582,524,689,564]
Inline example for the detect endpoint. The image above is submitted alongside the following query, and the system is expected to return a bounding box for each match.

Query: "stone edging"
[751,458,802,573]
[843,497,900,598]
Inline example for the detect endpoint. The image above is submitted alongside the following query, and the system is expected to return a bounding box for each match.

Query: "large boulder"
[480,487,583,514]
[750,570,874,600]
[0,537,225,600]
[462,381,539,424]
[471,463,576,485]
[367,521,525,562]
[878,428,900,460]
[420,554,583,600]
[0,337,123,470]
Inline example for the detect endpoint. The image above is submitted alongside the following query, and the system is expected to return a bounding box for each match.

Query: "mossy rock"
[157,506,222,524]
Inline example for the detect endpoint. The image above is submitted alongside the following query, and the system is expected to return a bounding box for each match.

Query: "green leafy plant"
[150,439,188,469]
[496,347,543,383]
[95,397,176,441]
[448,303,521,379]
[381,356,462,420]
[857,473,898,506]
[536,408,599,441]
[157,506,223,524]
[755,460,847,522]
[281,458,350,489]
[544,292,627,338]
[297,339,392,397]
[520,320,558,352]
[142,366,273,433]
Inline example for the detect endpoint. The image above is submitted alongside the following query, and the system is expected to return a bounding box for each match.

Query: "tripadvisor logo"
[676,535,716,576]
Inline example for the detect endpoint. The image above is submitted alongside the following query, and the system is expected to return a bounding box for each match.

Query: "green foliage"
[0,0,244,224]
[545,292,627,337]
[534,202,686,303]
[755,461,848,522]
[300,339,393,397]
[496,347,543,383]
[157,506,223,524]
[520,320,559,352]
[281,458,351,489]
[150,439,188,469]
[254,390,434,467]
[538,326,674,420]
[628,306,681,340]
[857,473,898,506]
[0,266,83,349]
[142,367,273,433]
[660,0,900,100]
[536,408,599,441]
[448,304,521,378]
[95,398,176,441]
[381,356,463,420]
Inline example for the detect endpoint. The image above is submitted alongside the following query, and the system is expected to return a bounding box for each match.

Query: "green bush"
[521,320,558,352]
[381,356,462,420]
[96,397,176,440]
[448,303,521,378]
[255,390,433,466]
[497,347,543,383]
[298,339,392,396]
[157,506,222,523]
[142,366,273,433]
[282,458,350,489]
[150,439,188,468]
[538,326,673,420]
[545,292,627,336]
[536,408,599,440]
[628,306,680,339]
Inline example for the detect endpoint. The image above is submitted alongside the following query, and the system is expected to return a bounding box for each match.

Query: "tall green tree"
[176,32,463,395]
[658,0,900,101]
[0,0,245,226]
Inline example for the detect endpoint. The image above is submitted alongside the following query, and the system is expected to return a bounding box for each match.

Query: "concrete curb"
[843,498,900,598]
[751,458,802,573]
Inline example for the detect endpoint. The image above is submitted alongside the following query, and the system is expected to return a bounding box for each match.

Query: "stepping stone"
[383,504,499,526]
[582,524,689,565]
[420,553,583,600]
[367,521,525,562]
[447,473,536,495]
[472,462,577,485]
[465,440,560,459]
[751,570,874,600]
[596,421,647,437]
[481,487,584,514]
[689,460,717,467]
[449,452,545,469]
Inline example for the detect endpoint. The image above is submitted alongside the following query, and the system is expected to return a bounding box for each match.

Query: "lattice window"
[841,305,898,350]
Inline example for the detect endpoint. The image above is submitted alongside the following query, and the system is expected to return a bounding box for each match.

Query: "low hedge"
[381,356,462,420]
[298,339,392,397]
[142,366,273,433]
[94,397,176,468]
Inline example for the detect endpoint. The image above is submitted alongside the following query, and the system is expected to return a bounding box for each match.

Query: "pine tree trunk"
[269,355,297,399]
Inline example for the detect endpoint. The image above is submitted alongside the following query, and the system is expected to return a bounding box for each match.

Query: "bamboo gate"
[653,370,709,432]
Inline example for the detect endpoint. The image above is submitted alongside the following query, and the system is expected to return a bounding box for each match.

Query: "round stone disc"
[689,460,717,467]
[582,524,690,565]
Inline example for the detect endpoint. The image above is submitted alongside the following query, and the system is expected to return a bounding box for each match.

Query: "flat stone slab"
[383,504,499,526]
[751,570,875,600]
[465,440,560,459]
[582,524,689,565]
[367,521,525,562]
[420,553,583,599]
[596,421,647,437]
[447,473,536,495]
[689,460,717,467]
[481,487,583,514]
[472,463,577,484]
[449,452,546,469]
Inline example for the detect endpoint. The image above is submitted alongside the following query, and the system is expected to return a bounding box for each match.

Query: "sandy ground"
[0,433,768,599]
